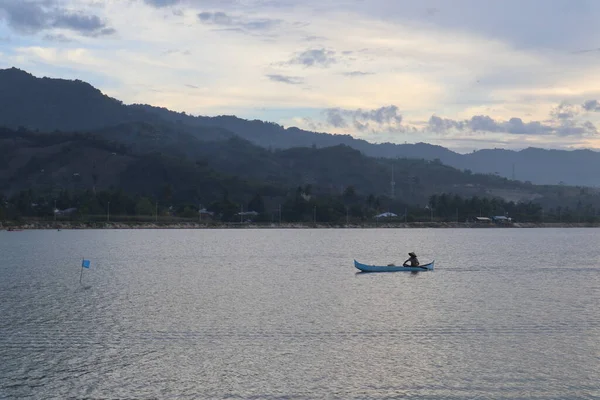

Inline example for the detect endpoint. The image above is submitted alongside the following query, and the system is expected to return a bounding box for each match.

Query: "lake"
[1,228,599,399]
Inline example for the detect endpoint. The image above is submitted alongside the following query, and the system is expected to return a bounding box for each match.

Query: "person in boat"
[403,252,420,267]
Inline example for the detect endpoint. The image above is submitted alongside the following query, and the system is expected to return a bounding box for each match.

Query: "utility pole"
[390,164,395,199]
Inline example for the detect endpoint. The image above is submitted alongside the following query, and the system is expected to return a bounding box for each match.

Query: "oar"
[404,262,428,270]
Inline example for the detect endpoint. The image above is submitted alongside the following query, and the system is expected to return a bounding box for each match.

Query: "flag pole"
[80,258,84,284]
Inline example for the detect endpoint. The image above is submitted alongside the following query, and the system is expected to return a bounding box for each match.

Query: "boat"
[354,259,435,272]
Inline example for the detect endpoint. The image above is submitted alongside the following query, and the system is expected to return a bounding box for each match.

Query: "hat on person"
[408,252,416,257]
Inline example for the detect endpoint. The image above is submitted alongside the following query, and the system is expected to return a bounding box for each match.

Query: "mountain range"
[1,67,597,187]
[1,66,600,218]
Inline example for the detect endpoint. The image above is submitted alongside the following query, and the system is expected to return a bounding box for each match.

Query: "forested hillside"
[2,67,600,186]
[2,126,600,223]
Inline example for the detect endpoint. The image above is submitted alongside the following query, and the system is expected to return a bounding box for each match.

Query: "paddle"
[403,261,428,270]
[404,264,427,269]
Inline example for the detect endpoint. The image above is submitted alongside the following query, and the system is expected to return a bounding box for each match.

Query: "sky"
[2,0,600,153]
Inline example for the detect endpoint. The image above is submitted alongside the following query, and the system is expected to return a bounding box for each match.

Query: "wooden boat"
[354,259,435,272]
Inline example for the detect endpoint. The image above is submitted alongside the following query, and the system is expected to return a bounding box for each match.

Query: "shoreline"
[2,221,600,230]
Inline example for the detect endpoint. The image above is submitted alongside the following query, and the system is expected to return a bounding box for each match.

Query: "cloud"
[428,114,597,137]
[353,0,600,52]
[311,102,598,141]
[304,35,327,42]
[143,0,181,7]
[571,47,600,54]
[0,0,114,36]
[163,49,191,55]
[582,99,600,112]
[43,33,73,42]
[198,11,231,25]
[324,105,405,132]
[473,116,550,135]
[54,13,106,32]
[549,102,581,120]
[342,71,374,77]
[324,109,347,128]
[266,74,304,85]
[427,115,464,132]
[196,11,281,33]
[289,48,337,68]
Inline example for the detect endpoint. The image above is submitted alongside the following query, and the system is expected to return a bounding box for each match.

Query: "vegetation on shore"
[3,220,599,230]
[2,187,598,226]
[4,126,600,226]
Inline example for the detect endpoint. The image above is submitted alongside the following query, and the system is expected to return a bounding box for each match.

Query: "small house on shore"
[375,212,398,219]
[492,215,512,224]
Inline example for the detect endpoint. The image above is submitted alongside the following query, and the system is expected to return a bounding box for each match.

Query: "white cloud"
[0,0,115,36]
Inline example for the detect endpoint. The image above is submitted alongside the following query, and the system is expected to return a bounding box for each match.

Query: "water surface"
[1,228,599,399]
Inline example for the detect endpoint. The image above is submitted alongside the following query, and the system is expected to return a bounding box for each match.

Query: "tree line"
[2,187,597,224]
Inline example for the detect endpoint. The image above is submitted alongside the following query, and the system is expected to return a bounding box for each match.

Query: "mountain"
[0,127,277,203]
[2,125,562,210]
[130,104,466,165]
[0,67,599,187]
[0,68,153,132]
[461,148,600,187]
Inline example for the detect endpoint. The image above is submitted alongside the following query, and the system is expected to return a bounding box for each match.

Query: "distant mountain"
[3,125,560,209]
[0,68,153,132]
[461,148,600,187]
[131,104,465,165]
[0,127,275,202]
[1,67,599,186]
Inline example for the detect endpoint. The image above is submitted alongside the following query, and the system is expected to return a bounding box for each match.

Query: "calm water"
[1,228,599,399]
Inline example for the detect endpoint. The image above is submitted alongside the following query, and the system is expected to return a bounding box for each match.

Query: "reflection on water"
[1,228,599,399]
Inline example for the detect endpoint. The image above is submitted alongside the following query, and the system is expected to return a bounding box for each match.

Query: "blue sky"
[2,0,600,152]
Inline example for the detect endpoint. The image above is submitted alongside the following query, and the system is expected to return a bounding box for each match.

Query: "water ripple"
[1,228,599,399]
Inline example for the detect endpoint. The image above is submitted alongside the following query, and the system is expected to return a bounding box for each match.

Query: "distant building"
[236,211,259,217]
[375,212,398,218]
[236,210,259,222]
[55,208,78,216]
[474,217,492,223]
[198,208,214,221]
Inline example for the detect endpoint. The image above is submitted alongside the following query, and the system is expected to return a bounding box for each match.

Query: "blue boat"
[354,259,435,272]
